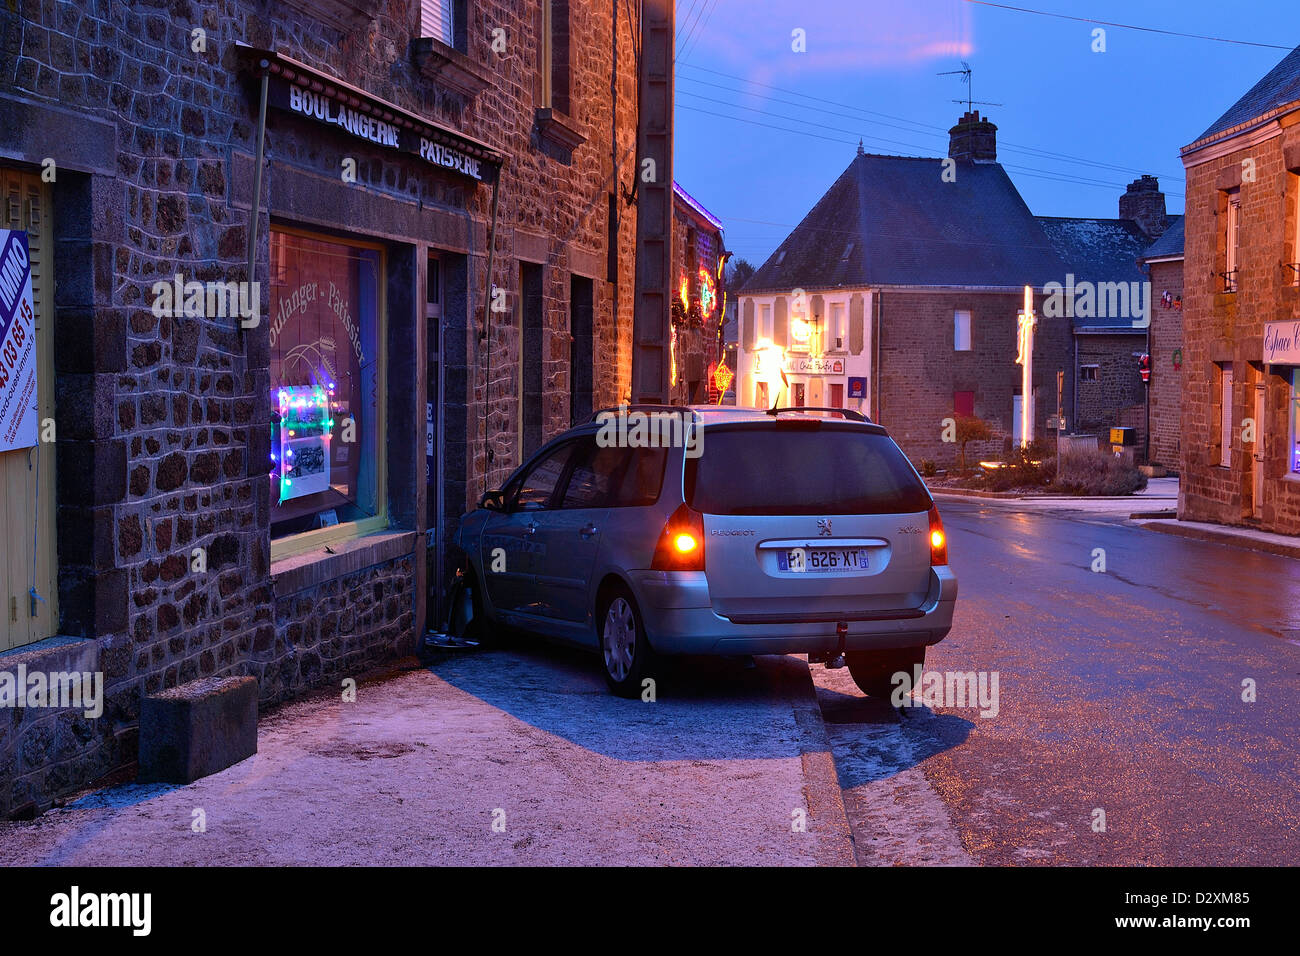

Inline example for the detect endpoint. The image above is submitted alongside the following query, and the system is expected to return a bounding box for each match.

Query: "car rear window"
[685,424,932,516]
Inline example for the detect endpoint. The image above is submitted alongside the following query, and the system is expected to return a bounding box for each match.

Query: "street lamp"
[1015,285,1036,449]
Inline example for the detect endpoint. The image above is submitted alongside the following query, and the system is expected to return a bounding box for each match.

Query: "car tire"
[845,646,926,699]
[598,585,655,698]
[460,567,495,645]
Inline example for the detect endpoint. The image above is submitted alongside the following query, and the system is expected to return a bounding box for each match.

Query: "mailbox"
[1109,426,1136,446]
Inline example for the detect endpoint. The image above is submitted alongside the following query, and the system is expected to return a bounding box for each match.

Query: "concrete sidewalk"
[0,646,856,866]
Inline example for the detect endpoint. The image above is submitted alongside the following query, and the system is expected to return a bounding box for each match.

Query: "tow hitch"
[809,622,848,669]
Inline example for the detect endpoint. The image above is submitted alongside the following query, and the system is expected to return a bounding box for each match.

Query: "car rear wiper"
[763,406,868,423]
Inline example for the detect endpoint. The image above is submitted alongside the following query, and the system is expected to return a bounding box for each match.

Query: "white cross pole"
[1016,285,1036,449]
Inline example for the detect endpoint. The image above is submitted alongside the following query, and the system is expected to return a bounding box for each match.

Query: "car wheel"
[598,586,655,698]
[845,646,926,699]
[458,567,495,644]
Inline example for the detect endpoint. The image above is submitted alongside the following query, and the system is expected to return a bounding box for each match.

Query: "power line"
[677,61,1184,182]
[676,73,1180,180]
[674,0,707,61]
[964,0,1295,50]
[676,92,1182,194]
[678,0,720,63]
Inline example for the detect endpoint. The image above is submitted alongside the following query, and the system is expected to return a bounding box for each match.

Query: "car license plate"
[777,547,870,573]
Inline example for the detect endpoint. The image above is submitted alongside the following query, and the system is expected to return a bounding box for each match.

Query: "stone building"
[1036,176,1177,455]
[1179,43,1300,533]
[0,0,638,817]
[1140,217,1185,471]
[667,181,726,406]
[736,114,1069,469]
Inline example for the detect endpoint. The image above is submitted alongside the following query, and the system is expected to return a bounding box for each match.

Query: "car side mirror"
[478,490,505,512]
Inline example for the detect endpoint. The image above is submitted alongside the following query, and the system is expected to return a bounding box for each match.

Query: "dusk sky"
[672,0,1300,268]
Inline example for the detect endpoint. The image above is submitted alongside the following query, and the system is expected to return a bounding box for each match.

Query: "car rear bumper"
[626,566,957,655]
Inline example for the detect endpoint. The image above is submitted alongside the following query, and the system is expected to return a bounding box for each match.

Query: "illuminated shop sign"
[1264,321,1300,365]
[268,77,490,182]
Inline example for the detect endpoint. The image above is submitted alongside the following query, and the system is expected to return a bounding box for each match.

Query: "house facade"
[1140,217,1185,471]
[736,115,1070,469]
[667,182,727,407]
[1180,43,1300,533]
[0,0,638,817]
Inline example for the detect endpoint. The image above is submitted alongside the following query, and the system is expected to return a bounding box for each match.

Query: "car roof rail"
[763,406,869,423]
[589,404,699,422]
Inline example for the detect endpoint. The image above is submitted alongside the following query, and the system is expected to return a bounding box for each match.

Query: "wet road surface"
[825,499,1300,865]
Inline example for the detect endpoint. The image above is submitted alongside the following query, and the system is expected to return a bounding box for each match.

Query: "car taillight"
[928,505,947,566]
[652,503,706,571]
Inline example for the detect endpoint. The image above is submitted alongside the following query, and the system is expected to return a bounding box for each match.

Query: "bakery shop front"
[241,47,503,691]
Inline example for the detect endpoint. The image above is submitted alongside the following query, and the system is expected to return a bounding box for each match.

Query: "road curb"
[769,654,858,867]
[1137,519,1300,560]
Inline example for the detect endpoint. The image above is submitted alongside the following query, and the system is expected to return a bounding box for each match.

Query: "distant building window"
[1080,364,1099,382]
[841,241,855,261]
[829,302,846,348]
[1224,188,1241,292]
[954,310,972,351]
[1219,362,1234,468]
[953,391,974,417]
[760,303,773,340]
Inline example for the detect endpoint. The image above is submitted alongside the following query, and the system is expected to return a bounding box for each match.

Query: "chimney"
[1120,175,1168,238]
[948,111,997,162]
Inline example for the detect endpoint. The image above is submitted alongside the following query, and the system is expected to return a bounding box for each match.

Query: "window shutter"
[742,299,754,351]
[421,0,455,44]
[773,296,787,347]
[849,293,865,354]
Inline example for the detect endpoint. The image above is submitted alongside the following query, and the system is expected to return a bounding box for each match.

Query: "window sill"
[535,107,587,153]
[271,529,417,595]
[411,37,492,99]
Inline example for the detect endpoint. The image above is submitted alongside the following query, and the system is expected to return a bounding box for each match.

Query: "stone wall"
[1147,259,1184,470]
[0,0,638,817]
[877,289,1073,468]
[1074,332,1147,446]
[1181,124,1300,531]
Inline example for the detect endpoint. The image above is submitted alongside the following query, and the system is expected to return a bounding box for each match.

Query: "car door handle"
[579,523,598,538]
[525,521,539,535]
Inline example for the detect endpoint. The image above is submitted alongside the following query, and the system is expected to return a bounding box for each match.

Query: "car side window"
[608,447,667,507]
[559,438,622,509]
[511,443,574,511]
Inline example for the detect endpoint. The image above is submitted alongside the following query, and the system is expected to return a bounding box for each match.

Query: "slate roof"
[1196,44,1300,143]
[1141,215,1184,261]
[744,153,1064,292]
[1035,216,1150,285]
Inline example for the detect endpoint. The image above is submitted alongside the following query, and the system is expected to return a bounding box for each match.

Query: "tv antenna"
[937,62,1002,112]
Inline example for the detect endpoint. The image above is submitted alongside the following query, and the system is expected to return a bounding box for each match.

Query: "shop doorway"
[569,276,593,426]
[792,382,806,407]
[519,263,544,460]
[1252,381,1265,519]
[1,168,58,651]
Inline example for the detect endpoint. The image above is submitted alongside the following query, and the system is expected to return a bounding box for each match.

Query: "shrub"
[954,415,994,473]
[982,445,1055,492]
[919,459,937,477]
[1054,447,1148,496]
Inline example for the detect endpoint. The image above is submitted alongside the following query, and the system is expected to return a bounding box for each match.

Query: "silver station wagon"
[452,405,957,697]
